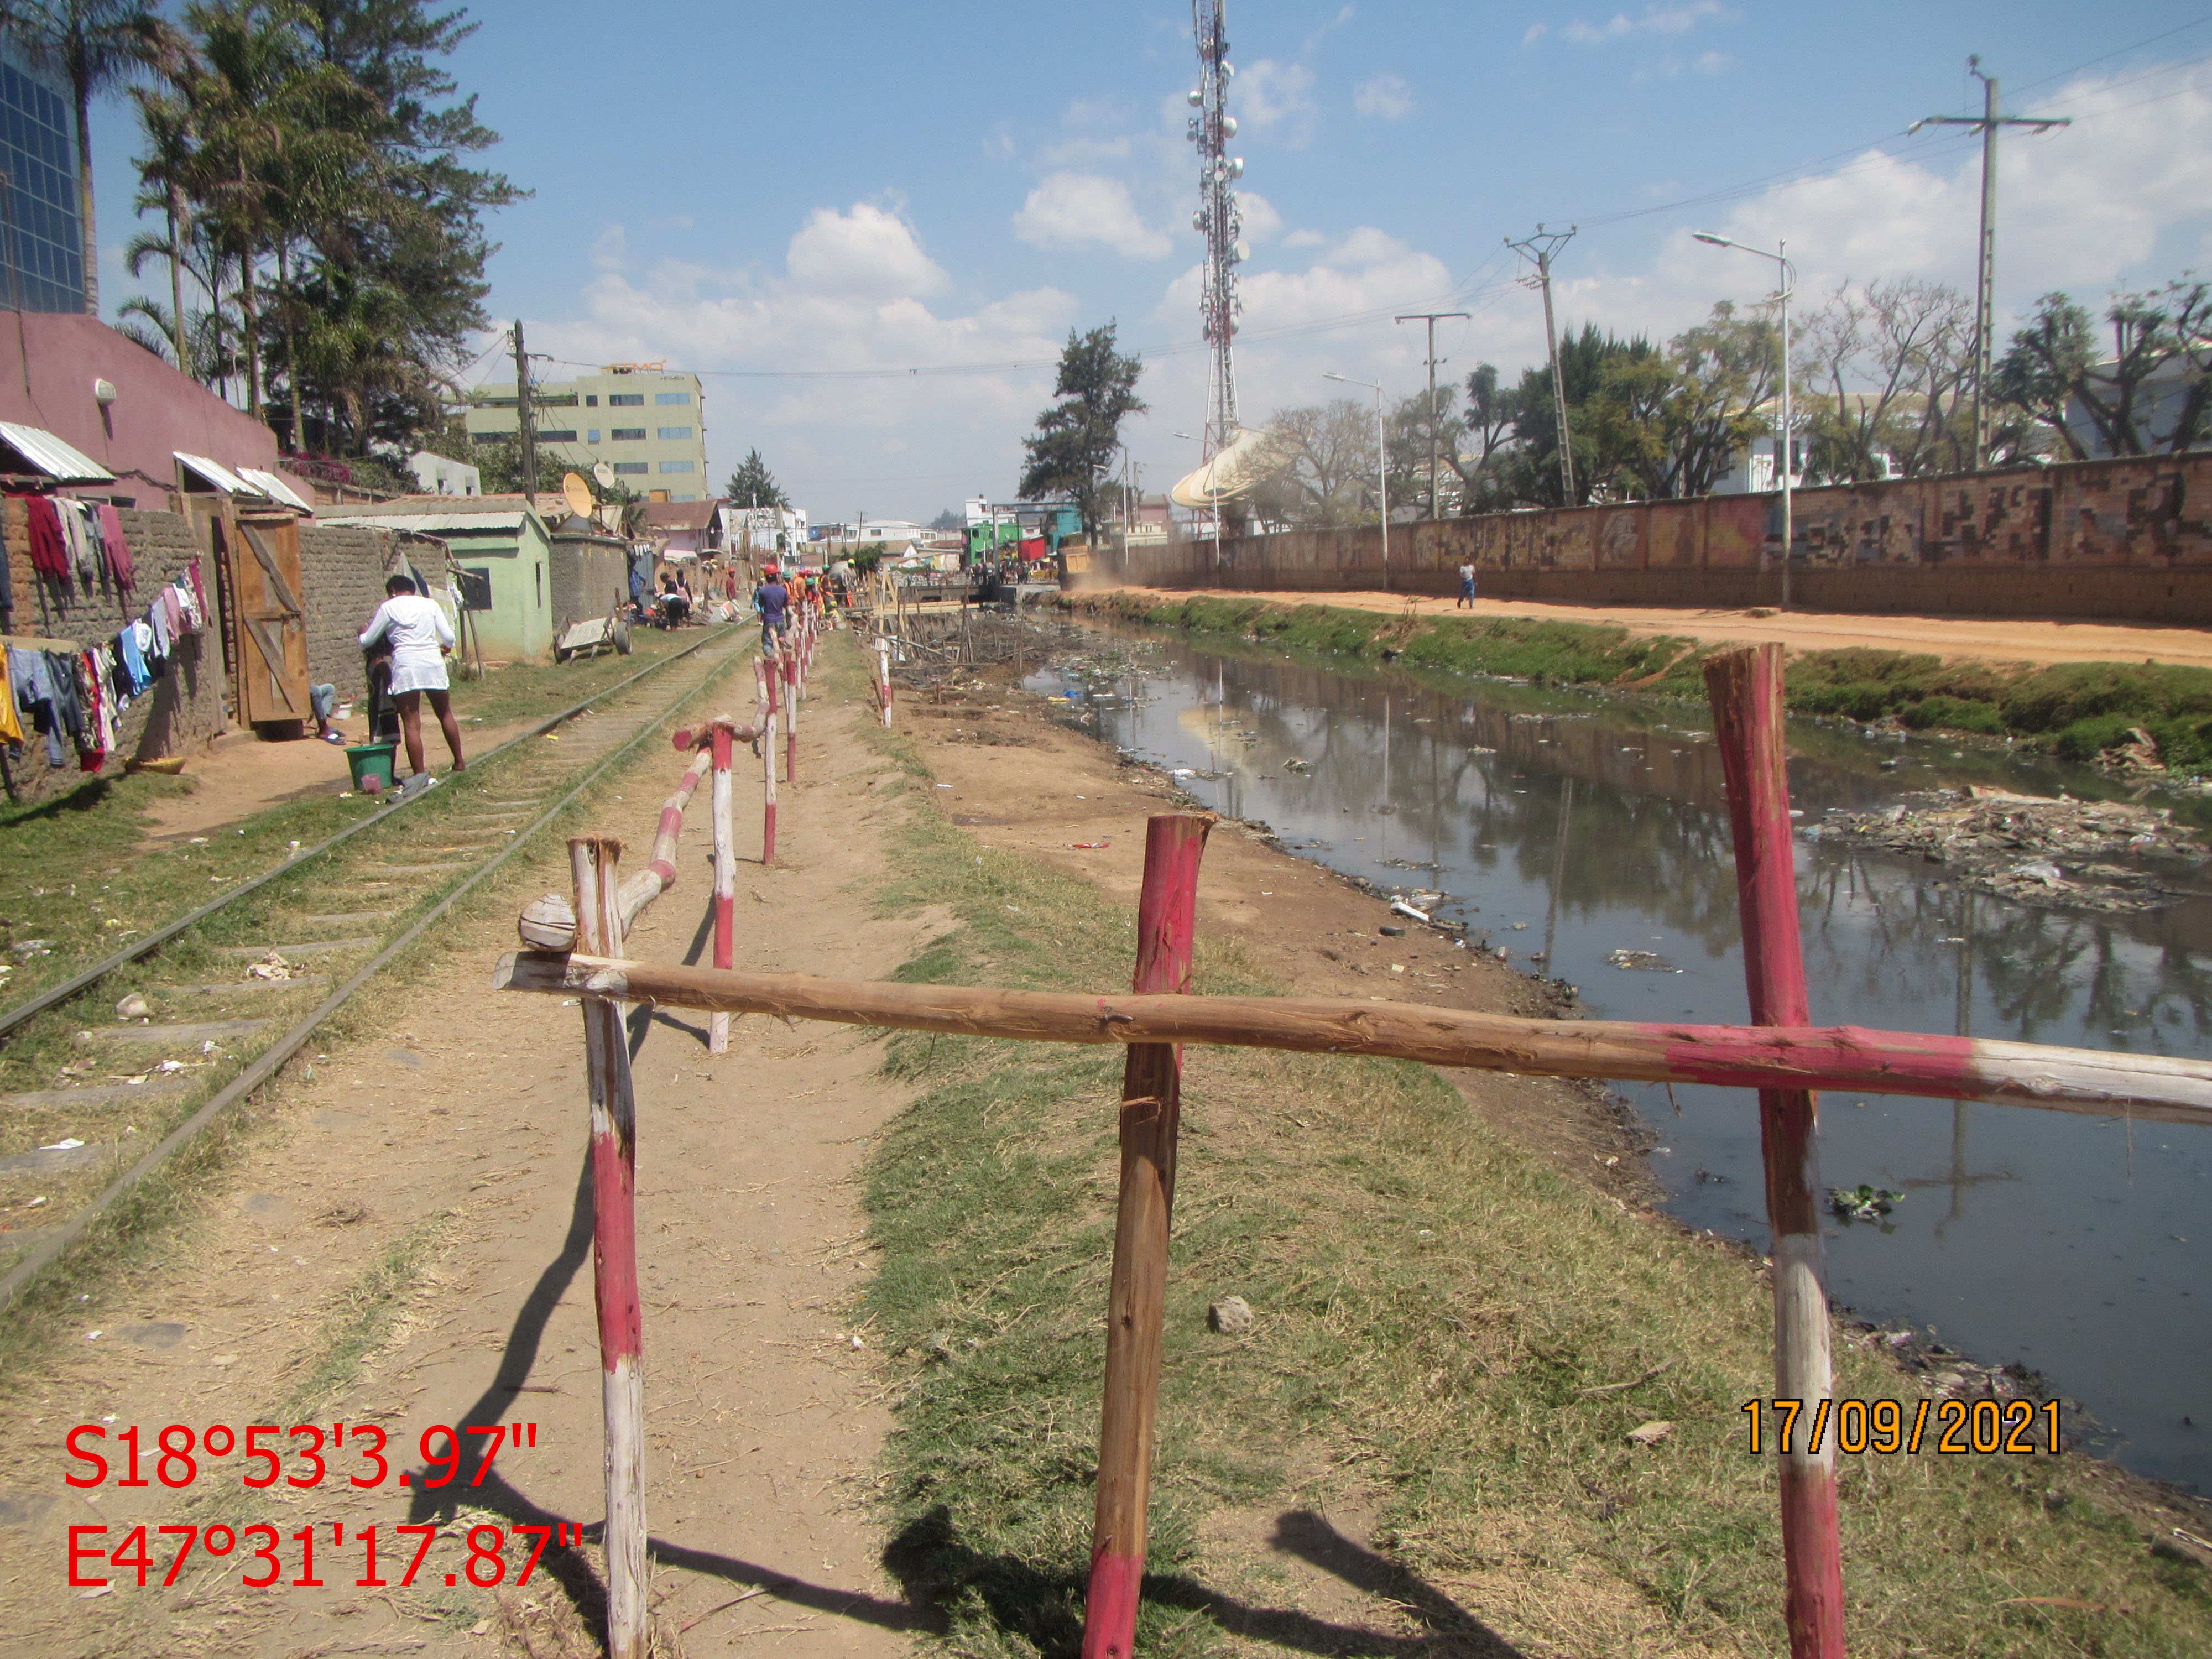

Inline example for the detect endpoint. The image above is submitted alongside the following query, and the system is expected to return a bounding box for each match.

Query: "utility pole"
[511,320,538,502]
[1507,225,1578,504]
[1912,59,2068,471]
[1396,310,1469,518]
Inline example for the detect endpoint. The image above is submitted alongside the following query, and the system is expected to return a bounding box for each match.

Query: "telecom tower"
[1187,0,1244,460]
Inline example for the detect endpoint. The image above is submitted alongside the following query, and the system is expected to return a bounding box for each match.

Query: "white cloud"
[1012,173,1171,259]
[1695,50,1729,74]
[1560,2,1730,45]
[591,223,628,274]
[1354,73,1414,120]
[785,203,948,298]
[1235,190,1284,245]
[1282,227,1329,248]
[1237,59,1315,131]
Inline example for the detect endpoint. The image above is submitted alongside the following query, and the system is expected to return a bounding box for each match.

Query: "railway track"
[0,624,750,1310]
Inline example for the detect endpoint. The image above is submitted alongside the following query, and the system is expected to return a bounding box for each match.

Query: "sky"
[82,2,2212,523]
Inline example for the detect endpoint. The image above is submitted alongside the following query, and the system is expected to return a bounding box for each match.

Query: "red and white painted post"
[783,646,801,784]
[876,637,893,728]
[761,702,779,867]
[568,836,649,1659]
[709,719,736,1054]
[1704,644,1846,1659]
[1082,813,1213,1659]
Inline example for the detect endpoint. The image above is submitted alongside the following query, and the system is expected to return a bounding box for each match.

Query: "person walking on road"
[754,566,790,651]
[358,573,464,788]
[1457,559,1477,609]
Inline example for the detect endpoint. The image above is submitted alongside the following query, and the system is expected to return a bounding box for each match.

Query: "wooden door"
[227,510,311,732]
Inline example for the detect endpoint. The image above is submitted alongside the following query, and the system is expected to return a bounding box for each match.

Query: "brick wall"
[299,523,406,702]
[2,503,227,808]
[1123,451,2212,624]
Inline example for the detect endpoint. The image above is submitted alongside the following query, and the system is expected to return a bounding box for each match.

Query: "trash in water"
[1828,1185,1904,1221]
[1606,949,1681,972]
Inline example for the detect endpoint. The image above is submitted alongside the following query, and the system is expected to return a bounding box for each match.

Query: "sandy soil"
[0,640,1644,1657]
[1102,584,2212,670]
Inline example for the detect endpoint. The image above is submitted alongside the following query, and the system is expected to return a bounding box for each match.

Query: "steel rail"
[0,632,748,1312]
[0,628,734,1045]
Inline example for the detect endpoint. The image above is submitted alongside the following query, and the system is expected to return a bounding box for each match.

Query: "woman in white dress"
[358,573,466,784]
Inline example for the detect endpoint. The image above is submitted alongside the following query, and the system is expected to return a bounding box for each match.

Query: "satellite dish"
[592,461,615,488]
[561,471,593,520]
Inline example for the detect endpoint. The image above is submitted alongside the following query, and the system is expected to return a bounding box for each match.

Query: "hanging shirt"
[186,558,208,626]
[116,625,149,695]
[24,496,68,581]
[95,504,133,592]
[358,592,454,672]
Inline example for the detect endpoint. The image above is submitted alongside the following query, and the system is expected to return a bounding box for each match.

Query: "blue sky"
[85,2,2212,521]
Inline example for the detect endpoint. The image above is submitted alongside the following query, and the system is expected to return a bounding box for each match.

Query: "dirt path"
[0,649,941,1656]
[1104,583,2212,670]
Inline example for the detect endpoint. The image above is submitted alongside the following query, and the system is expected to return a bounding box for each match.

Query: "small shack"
[317,493,554,662]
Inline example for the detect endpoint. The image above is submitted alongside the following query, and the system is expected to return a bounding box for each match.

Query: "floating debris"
[1606,949,1681,972]
[1828,1184,1904,1221]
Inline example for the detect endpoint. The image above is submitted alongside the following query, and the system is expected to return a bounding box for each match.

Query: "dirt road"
[1105,584,2212,670]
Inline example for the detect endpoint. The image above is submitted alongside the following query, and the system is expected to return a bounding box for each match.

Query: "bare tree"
[1250,400,1376,527]
[1797,278,1974,480]
[1995,280,2212,459]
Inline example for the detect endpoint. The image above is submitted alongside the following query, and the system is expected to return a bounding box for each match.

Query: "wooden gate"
[225,509,311,733]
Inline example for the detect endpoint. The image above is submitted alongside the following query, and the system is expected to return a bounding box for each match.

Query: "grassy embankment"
[1071,591,2212,774]
[850,712,2212,1656]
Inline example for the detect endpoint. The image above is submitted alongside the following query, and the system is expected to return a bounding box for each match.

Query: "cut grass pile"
[855,723,2212,1656]
[1074,592,2212,772]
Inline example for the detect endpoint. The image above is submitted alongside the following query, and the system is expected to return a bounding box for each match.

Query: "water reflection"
[1041,630,2212,1492]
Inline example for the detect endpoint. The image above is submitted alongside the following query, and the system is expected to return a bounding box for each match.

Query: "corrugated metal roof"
[174,451,263,497]
[318,510,529,534]
[0,422,115,483]
[236,467,314,512]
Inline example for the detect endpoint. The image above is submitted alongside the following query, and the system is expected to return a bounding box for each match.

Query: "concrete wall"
[1121,452,2212,624]
[442,519,553,661]
[549,528,628,633]
[0,311,316,505]
[3,503,227,807]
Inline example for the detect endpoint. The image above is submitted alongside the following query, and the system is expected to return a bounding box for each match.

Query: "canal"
[1035,626,2212,1494]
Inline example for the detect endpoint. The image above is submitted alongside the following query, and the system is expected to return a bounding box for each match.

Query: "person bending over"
[358,573,464,787]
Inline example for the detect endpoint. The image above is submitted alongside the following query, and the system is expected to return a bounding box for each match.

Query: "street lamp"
[1324,372,1389,589]
[1693,231,1796,609]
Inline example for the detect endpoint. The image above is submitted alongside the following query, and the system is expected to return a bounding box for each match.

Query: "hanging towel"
[24,495,67,581]
[186,557,209,627]
[148,591,172,658]
[95,503,133,592]
[116,623,150,694]
[56,500,95,587]
[0,647,22,746]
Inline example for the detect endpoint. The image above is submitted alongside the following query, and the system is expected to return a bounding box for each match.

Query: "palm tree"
[3,0,183,315]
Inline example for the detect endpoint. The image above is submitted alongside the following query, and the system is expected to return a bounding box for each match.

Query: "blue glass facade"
[0,38,82,312]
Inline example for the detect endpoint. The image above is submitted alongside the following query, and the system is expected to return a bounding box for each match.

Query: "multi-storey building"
[0,33,85,312]
[465,363,709,500]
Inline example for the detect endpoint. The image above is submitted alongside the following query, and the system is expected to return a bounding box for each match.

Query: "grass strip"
[854,712,2212,1656]
[1072,591,2212,774]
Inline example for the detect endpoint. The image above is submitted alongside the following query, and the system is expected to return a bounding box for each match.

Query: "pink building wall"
[0,311,315,508]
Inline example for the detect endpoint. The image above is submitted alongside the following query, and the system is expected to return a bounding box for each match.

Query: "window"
[608,393,644,406]
[536,429,577,442]
[587,429,600,444]
[672,493,698,502]
[534,564,542,606]
[472,429,514,444]
[611,427,646,441]
[658,460,695,474]
[656,426,692,440]
[612,461,648,475]
[585,394,598,406]
[655,391,690,405]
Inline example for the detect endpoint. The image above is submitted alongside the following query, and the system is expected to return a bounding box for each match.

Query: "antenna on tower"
[1188,0,1243,461]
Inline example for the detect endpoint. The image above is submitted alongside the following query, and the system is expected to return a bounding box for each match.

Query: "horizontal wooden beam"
[493,951,2212,1128]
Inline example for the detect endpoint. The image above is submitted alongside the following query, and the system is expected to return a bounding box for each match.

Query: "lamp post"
[1324,372,1388,590]
[1693,232,1795,610]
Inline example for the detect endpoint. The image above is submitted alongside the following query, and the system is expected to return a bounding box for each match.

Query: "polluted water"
[1035,625,2212,1494]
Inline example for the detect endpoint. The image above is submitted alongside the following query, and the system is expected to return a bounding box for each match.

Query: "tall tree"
[1250,399,1375,526]
[724,448,787,508]
[1797,278,1973,480]
[1500,324,1656,507]
[1995,281,2212,458]
[1018,321,1146,538]
[1448,363,1517,514]
[4,0,182,314]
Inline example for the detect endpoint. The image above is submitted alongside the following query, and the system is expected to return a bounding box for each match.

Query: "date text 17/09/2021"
[1743,1397,2062,1457]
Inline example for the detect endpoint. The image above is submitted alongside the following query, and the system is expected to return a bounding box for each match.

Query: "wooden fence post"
[709,721,735,1055]
[569,835,649,1659]
[784,648,800,784]
[1082,813,1213,1659]
[1704,644,1846,1659]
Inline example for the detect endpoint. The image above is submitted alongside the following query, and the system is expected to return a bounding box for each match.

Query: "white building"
[408,451,481,496]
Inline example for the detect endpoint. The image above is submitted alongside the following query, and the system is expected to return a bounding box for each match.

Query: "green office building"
[465,363,708,500]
